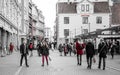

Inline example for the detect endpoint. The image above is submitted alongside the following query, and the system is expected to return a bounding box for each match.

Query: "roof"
[57,3,77,13]
[57,2,110,14]
[112,0,120,3]
[94,2,110,13]
[112,3,120,25]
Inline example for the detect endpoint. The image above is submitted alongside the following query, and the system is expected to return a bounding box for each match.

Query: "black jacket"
[86,42,95,56]
[20,44,28,55]
[41,45,49,56]
[98,42,108,58]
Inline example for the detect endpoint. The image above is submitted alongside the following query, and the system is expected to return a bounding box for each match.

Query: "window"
[64,29,69,37]
[96,17,102,24]
[64,17,69,24]
[82,17,88,24]
[86,4,89,12]
[81,4,85,12]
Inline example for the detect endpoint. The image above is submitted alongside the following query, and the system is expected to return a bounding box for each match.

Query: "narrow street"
[0,50,120,75]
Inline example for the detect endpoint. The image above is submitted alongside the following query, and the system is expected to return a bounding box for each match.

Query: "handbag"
[49,56,52,61]
[93,56,96,63]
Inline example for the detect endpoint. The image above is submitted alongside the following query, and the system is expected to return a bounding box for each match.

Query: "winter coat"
[9,44,14,51]
[110,44,116,54]
[86,42,95,57]
[63,45,68,53]
[41,45,49,56]
[98,42,108,58]
[67,44,72,52]
[28,43,33,51]
[58,44,63,52]
[20,44,28,55]
[76,42,84,55]
[37,43,42,53]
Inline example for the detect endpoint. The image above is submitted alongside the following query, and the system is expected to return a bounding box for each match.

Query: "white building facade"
[32,4,45,47]
[44,27,52,42]
[56,0,110,45]
[0,0,29,56]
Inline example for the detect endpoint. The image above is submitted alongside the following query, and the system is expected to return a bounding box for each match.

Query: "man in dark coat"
[98,39,108,70]
[86,40,95,69]
[20,40,29,67]
[58,44,63,56]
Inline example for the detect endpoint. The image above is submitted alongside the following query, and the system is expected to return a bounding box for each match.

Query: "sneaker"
[26,65,29,67]
[98,67,101,69]
[87,65,89,69]
[41,64,44,67]
[79,63,81,66]
[103,68,105,70]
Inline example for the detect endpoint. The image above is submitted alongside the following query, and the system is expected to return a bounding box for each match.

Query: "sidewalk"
[0,50,120,75]
[106,54,120,71]
[0,51,21,75]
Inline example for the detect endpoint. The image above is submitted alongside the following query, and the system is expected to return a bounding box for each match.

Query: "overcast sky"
[33,0,58,31]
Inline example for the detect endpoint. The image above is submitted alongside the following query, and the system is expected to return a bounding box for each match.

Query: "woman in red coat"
[75,39,84,65]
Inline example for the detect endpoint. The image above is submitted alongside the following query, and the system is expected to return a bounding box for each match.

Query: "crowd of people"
[58,38,120,70]
[1,37,118,70]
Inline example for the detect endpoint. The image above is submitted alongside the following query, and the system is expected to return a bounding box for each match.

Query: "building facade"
[32,3,45,47]
[44,27,52,42]
[0,0,26,56]
[0,0,45,55]
[56,0,111,45]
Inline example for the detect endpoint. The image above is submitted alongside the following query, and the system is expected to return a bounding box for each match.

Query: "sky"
[32,0,58,31]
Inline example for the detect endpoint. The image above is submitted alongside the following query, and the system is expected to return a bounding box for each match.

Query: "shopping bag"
[49,56,52,61]
[93,56,96,63]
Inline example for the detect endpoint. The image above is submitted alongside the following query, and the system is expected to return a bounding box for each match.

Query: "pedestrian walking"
[85,40,95,69]
[63,43,68,56]
[28,42,33,57]
[20,40,29,67]
[41,40,49,67]
[37,42,42,56]
[110,41,116,59]
[58,43,63,56]
[9,42,14,54]
[67,43,72,56]
[75,39,84,65]
[115,41,120,54]
[98,39,108,70]
[73,42,76,55]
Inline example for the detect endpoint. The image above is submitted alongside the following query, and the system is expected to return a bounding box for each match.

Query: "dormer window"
[81,4,85,12]
[86,4,89,12]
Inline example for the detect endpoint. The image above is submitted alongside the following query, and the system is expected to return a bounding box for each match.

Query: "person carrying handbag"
[98,39,108,70]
